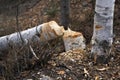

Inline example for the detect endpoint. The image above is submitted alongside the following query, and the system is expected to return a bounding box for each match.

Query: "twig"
[29,45,39,60]
[16,5,24,43]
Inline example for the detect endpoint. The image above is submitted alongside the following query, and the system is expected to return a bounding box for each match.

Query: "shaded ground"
[16,47,120,80]
[0,43,120,80]
[0,0,120,80]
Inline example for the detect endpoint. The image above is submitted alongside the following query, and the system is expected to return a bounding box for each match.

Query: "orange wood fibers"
[95,25,104,30]
[63,29,82,38]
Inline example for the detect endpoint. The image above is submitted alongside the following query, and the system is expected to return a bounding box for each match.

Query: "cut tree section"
[63,28,86,51]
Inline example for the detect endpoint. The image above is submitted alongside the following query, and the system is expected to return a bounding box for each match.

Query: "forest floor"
[16,45,120,80]
[0,0,120,80]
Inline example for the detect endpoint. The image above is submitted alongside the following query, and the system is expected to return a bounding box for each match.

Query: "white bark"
[0,21,64,52]
[91,0,115,56]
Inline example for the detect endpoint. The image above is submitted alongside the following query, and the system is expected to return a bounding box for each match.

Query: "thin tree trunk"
[91,0,115,63]
[0,21,64,52]
[60,0,70,30]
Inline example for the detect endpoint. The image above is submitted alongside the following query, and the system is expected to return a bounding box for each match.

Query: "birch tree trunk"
[60,0,70,30]
[91,0,115,62]
[0,21,64,53]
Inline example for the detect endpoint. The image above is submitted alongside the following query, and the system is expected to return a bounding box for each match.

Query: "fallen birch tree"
[0,21,65,52]
[0,20,86,58]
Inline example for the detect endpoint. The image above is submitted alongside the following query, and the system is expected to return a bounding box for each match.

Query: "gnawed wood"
[63,28,86,51]
[0,21,64,52]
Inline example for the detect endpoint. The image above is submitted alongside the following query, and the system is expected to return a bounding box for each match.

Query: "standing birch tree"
[91,0,115,63]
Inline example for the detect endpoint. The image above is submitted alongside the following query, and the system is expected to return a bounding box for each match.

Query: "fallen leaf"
[96,67,109,71]
[57,70,65,75]
[84,68,89,75]
[95,75,99,80]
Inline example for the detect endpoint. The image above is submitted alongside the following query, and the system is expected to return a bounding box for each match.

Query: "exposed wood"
[0,21,64,52]
[63,28,86,51]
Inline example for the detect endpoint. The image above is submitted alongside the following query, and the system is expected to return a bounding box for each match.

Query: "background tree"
[60,0,70,30]
[91,0,115,63]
